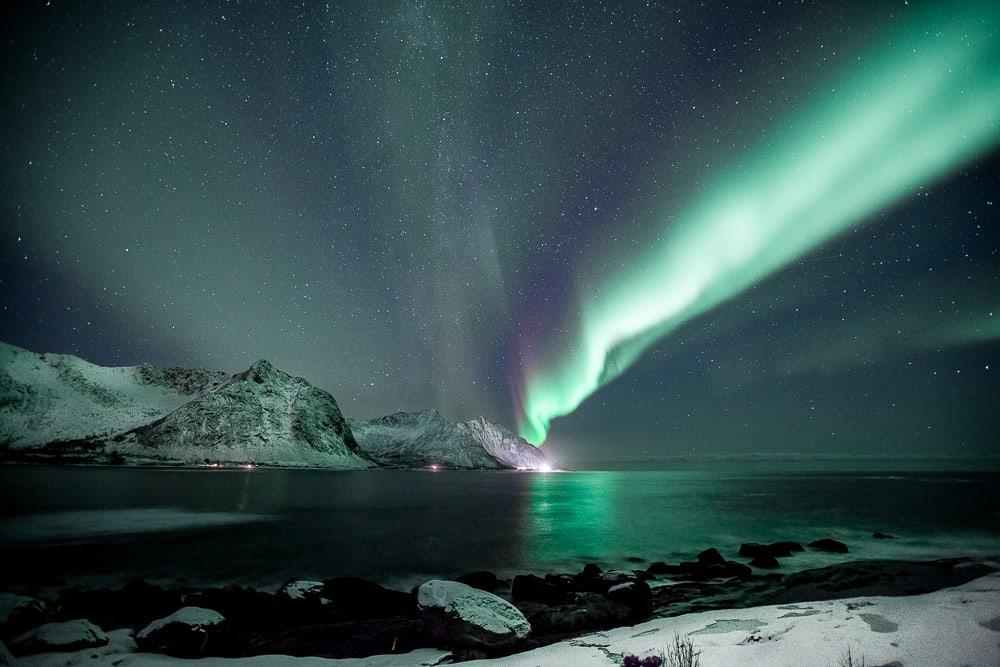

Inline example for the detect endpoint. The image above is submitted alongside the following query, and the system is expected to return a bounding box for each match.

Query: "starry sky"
[1,1,997,465]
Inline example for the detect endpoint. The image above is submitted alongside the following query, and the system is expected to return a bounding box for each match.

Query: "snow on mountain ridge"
[0,342,226,448]
[1,342,551,470]
[113,360,373,468]
[349,411,555,470]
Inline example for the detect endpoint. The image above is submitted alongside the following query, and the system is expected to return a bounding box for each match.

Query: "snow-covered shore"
[16,571,1000,666]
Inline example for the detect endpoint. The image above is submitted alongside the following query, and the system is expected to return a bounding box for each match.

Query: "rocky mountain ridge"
[349,410,554,470]
[0,342,553,470]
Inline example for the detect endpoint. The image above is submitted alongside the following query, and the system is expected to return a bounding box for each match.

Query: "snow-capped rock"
[135,606,225,657]
[277,580,327,603]
[0,592,47,639]
[349,410,555,470]
[9,618,108,655]
[0,341,226,449]
[117,360,374,468]
[416,579,531,648]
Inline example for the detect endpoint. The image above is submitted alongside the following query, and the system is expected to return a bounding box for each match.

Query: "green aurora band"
[518,3,1000,445]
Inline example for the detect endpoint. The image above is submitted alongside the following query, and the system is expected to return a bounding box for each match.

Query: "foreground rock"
[277,580,327,603]
[9,618,108,655]
[8,556,998,663]
[181,586,280,633]
[134,607,225,658]
[512,574,568,605]
[809,538,849,553]
[775,558,995,602]
[321,577,415,619]
[55,579,182,630]
[750,554,781,569]
[606,581,652,615]
[656,547,754,580]
[517,593,633,636]
[0,592,47,639]
[417,580,531,648]
[739,541,804,560]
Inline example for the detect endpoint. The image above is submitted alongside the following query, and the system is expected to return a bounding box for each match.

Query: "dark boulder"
[511,574,567,605]
[606,580,652,616]
[135,607,225,658]
[770,541,804,554]
[0,593,48,640]
[646,562,684,576]
[716,562,753,578]
[777,558,994,602]
[750,555,780,569]
[741,542,803,560]
[56,580,182,630]
[694,562,753,580]
[544,573,576,591]
[809,538,849,553]
[321,578,414,619]
[277,580,327,603]
[626,556,645,563]
[456,571,500,593]
[675,561,725,581]
[581,563,602,578]
[739,543,771,559]
[696,548,725,566]
[516,593,632,635]
[182,586,279,632]
[598,571,637,587]
[572,569,642,593]
[274,581,340,628]
[9,619,108,656]
[872,532,894,539]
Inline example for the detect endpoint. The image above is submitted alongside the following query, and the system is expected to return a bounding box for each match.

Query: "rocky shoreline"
[2,538,995,663]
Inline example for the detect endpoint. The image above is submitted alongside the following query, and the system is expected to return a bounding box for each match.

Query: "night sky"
[2,1,997,465]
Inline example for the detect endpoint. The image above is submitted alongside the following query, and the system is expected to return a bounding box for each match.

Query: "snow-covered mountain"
[1,342,551,470]
[112,360,374,468]
[0,341,227,448]
[349,409,555,470]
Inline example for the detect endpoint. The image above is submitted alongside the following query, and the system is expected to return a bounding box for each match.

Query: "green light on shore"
[519,3,1000,445]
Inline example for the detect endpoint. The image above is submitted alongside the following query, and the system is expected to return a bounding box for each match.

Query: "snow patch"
[279,581,325,601]
[136,607,224,640]
[417,579,531,639]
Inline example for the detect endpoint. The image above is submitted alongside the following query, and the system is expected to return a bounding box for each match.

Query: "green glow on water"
[519,3,1000,444]
[526,472,615,564]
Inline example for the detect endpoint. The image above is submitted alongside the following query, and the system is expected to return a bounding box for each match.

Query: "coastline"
[4,552,997,665]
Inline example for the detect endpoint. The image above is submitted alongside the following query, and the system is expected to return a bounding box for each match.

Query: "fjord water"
[2,466,998,591]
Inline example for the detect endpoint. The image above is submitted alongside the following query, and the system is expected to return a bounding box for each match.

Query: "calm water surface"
[2,466,998,591]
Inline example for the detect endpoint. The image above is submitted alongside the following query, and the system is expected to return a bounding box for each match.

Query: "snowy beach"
[11,569,1000,666]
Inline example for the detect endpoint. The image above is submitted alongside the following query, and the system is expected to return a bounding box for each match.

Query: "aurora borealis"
[515,3,1000,445]
[2,1,998,464]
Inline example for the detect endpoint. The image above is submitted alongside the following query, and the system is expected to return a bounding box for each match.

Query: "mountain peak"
[238,359,285,384]
[248,359,274,372]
